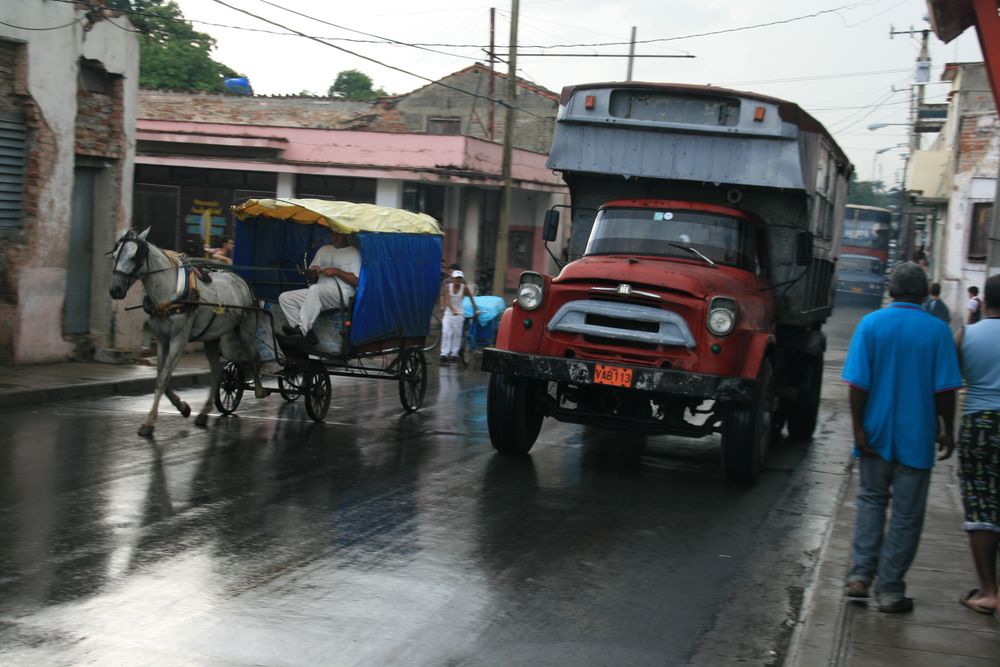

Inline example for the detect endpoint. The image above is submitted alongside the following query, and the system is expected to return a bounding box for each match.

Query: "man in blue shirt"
[841,262,962,613]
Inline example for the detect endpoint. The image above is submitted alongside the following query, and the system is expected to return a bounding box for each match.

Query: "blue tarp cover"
[461,295,506,326]
[233,217,330,303]
[233,218,441,346]
[352,232,441,344]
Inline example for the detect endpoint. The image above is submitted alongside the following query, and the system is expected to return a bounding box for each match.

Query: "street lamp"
[872,147,892,180]
[871,144,907,181]
[868,122,914,131]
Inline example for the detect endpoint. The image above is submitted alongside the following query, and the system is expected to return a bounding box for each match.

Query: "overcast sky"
[174,0,985,183]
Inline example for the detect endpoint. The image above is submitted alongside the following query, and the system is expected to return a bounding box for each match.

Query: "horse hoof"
[255,387,268,399]
[138,425,154,438]
[194,414,208,428]
[180,402,191,418]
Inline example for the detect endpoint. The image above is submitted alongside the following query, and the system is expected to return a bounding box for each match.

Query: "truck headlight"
[517,272,544,310]
[707,297,737,336]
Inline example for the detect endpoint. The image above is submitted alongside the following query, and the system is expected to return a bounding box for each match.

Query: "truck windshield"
[584,207,754,269]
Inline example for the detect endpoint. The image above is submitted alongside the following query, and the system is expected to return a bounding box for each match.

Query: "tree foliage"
[328,70,386,100]
[848,176,900,209]
[107,0,238,91]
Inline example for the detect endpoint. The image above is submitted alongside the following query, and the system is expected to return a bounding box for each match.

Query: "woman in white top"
[439,270,476,363]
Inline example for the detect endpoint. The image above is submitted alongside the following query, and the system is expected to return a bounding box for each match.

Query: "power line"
[828,88,899,134]
[65,0,878,52]
[209,0,549,120]
[494,52,694,58]
[721,68,911,86]
[809,95,949,112]
[496,2,875,47]
[0,17,79,31]
[253,0,477,61]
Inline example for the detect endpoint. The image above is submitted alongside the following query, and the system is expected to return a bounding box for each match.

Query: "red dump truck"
[482,82,852,483]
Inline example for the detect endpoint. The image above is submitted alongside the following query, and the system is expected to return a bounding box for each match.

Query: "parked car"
[835,253,884,307]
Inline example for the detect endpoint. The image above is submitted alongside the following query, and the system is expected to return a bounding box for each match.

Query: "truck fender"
[740,333,776,379]
[494,307,515,349]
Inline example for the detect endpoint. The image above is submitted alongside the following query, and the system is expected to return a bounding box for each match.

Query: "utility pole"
[626,27,637,81]
[488,8,495,141]
[492,0,518,296]
[889,25,930,263]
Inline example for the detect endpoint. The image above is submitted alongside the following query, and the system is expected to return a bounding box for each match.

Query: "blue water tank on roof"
[224,77,253,95]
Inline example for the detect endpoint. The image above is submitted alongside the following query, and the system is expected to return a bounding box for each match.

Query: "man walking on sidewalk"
[841,262,963,613]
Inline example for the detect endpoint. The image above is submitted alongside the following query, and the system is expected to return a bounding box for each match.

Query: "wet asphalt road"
[0,305,874,666]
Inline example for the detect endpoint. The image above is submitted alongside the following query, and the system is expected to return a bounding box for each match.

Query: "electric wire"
[209,0,549,120]
[252,0,480,61]
[0,18,80,31]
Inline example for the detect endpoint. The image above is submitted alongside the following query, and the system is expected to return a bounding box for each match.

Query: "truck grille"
[584,313,659,333]
[547,299,695,348]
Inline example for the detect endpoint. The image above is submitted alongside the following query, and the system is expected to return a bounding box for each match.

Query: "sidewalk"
[789,455,1000,666]
[0,353,210,411]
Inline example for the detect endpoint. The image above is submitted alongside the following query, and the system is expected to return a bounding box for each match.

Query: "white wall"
[375,179,403,208]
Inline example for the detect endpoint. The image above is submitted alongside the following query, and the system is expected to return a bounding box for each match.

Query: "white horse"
[109,228,264,437]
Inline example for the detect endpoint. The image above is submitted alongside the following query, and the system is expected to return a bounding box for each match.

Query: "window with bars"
[968,202,992,261]
[0,112,26,228]
[427,117,461,135]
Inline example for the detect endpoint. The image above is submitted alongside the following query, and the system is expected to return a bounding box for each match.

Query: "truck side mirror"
[795,231,813,266]
[542,209,560,242]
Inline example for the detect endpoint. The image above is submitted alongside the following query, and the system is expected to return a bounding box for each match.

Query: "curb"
[0,370,211,411]
[783,458,856,667]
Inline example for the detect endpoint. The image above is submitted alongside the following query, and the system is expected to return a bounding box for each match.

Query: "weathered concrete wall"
[0,1,139,363]
[138,90,410,132]
[392,65,559,154]
[941,112,999,322]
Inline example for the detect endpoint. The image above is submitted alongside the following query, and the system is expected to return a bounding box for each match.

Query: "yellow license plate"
[594,364,633,387]
[851,287,863,293]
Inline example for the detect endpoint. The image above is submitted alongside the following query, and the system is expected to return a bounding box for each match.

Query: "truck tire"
[786,355,823,441]
[721,359,774,484]
[487,373,544,455]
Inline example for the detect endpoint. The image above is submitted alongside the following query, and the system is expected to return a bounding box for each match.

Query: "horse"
[109,228,265,437]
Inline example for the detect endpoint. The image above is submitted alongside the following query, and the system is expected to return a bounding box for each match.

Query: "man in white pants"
[440,269,477,363]
[279,229,361,344]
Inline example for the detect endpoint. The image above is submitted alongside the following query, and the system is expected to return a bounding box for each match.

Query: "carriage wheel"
[214,361,245,415]
[398,347,427,412]
[278,368,304,402]
[303,364,331,422]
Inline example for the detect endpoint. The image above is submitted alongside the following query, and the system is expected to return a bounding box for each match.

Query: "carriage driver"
[279,226,361,344]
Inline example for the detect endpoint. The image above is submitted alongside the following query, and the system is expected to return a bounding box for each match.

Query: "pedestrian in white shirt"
[440,270,476,364]
[967,285,983,324]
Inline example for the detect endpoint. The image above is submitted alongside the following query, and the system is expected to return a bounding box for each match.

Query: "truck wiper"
[668,243,717,268]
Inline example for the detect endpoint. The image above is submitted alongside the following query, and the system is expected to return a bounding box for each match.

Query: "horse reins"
[112,236,234,333]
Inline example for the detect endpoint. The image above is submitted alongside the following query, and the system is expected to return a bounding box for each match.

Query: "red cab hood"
[553,255,754,300]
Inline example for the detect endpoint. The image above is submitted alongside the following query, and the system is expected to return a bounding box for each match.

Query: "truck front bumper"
[482,348,757,404]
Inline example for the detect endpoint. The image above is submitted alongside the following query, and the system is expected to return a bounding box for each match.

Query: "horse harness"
[113,236,229,340]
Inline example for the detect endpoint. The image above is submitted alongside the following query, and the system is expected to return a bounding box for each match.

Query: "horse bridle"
[109,234,151,280]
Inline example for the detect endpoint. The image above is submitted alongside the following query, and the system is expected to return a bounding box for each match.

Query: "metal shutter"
[0,112,26,228]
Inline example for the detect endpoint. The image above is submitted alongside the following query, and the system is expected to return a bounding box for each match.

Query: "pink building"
[134,72,569,293]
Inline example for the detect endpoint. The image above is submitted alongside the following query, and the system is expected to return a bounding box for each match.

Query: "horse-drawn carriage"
[109,198,441,436]
[217,198,442,421]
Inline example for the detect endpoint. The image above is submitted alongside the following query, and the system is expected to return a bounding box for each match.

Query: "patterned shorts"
[959,410,1000,533]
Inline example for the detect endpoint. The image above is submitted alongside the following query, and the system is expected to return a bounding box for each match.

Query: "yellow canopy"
[232,198,443,235]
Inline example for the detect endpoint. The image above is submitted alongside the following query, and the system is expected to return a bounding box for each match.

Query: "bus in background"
[836,204,891,308]
[840,204,891,265]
